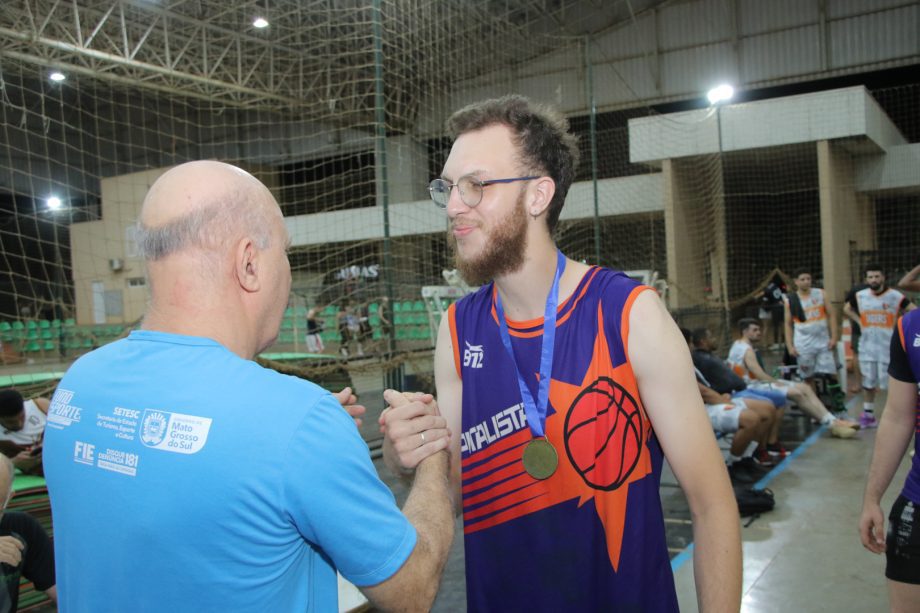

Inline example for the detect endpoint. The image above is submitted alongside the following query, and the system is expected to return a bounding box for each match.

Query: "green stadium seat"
[42,340,56,353]
[63,318,76,327]
[23,341,41,353]
[64,337,81,350]
[0,322,10,332]
[40,329,53,340]
[284,307,295,318]
[280,318,294,330]
[322,306,338,316]
[26,321,37,330]
[38,320,50,329]
[26,330,39,341]
[11,321,24,331]
[51,319,61,328]
[412,301,425,312]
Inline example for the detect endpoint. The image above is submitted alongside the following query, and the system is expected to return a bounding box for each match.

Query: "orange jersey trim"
[448,303,461,379]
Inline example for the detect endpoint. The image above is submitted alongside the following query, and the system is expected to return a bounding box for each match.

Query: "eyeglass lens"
[429,176,483,208]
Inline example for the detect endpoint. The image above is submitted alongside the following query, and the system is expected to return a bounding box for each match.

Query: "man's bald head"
[136,161,280,262]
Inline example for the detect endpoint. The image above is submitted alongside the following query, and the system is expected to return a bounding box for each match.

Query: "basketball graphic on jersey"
[563,376,643,491]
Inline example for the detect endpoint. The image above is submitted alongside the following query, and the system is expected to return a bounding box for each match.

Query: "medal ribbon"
[494,249,566,439]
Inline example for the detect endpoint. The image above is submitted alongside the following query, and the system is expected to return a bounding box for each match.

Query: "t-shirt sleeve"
[888,323,915,384]
[11,513,55,591]
[282,395,417,587]
[845,289,859,313]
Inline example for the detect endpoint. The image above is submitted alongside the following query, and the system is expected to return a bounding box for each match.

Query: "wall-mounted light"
[707,84,734,105]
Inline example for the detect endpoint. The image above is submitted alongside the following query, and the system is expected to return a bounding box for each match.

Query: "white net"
[0,1,917,384]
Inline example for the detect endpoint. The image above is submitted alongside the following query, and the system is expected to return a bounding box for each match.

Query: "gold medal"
[522,438,558,480]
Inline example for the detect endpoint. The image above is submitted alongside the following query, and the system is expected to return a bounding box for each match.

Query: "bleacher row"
[275,300,457,345]
[0,319,127,355]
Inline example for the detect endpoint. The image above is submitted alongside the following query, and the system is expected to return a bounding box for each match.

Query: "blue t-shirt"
[44,330,416,612]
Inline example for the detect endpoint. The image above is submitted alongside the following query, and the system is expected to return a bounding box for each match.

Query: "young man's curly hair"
[447,95,580,233]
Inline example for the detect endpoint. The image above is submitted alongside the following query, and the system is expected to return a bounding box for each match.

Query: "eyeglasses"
[428,174,538,208]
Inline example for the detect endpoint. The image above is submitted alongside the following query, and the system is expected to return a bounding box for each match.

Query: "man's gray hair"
[135,194,275,261]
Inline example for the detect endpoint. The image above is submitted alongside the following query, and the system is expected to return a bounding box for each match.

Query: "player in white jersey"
[0,389,49,475]
[783,269,838,383]
[728,318,857,434]
[843,264,914,427]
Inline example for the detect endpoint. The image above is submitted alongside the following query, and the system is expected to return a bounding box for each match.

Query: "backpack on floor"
[736,487,775,517]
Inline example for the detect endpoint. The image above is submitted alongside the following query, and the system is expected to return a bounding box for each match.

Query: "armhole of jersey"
[898,315,906,350]
[448,303,462,379]
[620,285,655,357]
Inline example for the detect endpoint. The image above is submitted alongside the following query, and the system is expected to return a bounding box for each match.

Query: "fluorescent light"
[49,71,66,82]
[253,17,269,28]
[47,197,63,210]
[707,84,734,105]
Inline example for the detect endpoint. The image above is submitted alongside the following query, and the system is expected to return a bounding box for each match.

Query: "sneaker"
[727,463,756,485]
[736,457,770,477]
[831,424,858,439]
[766,442,789,460]
[754,447,777,466]
[859,412,878,429]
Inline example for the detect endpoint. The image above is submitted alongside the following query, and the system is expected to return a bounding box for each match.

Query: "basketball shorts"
[797,349,837,378]
[886,495,920,584]
[860,359,890,390]
[704,400,745,433]
[743,381,792,408]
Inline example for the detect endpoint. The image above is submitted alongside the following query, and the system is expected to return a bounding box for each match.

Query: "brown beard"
[448,191,529,286]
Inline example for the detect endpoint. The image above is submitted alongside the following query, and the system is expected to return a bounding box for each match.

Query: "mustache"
[449,219,481,231]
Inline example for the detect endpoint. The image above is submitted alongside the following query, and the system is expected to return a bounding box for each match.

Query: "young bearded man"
[728,318,857,435]
[380,95,741,611]
[843,264,915,427]
[784,269,839,385]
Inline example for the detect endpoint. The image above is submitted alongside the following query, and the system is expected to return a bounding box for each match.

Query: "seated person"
[0,455,56,609]
[681,328,778,481]
[690,327,792,459]
[0,390,48,475]
[725,319,857,435]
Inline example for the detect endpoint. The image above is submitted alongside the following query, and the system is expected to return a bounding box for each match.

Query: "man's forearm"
[399,452,454,608]
[692,501,742,612]
[864,415,914,505]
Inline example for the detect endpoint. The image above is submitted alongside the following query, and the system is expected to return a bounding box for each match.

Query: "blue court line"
[670,393,862,573]
[670,543,694,572]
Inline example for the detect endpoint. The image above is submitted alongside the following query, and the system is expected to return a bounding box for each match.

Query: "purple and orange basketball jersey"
[449,266,678,612]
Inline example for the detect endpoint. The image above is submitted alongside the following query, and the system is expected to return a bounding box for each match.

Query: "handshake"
[334,386,452,477]
[379,389,451,476]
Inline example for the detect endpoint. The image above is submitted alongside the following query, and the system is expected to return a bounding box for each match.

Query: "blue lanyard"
[494,250,566,439]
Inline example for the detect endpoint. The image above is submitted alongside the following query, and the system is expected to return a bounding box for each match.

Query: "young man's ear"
[235,237,261,292]
[528,176,556,218]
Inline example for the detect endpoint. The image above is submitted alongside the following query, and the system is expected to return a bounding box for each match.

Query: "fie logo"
[74,441,95,465]
[463,341,484,369]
